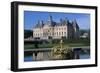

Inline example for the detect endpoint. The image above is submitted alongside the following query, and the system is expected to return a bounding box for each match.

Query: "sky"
[24,11,90,30]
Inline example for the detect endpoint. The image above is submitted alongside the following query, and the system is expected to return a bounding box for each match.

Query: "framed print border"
[11,1,98,72]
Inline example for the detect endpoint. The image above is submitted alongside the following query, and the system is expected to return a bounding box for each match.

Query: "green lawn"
[24,38,90,49]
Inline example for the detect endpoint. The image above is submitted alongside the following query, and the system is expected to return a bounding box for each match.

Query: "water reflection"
[24,49,90,62]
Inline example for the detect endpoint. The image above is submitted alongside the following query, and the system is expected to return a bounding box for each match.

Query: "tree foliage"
[24,30,33,38]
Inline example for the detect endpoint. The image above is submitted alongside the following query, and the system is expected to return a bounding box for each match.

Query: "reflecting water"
[80,54,90,59]
[24,56,34,61]
[24,53,90,62]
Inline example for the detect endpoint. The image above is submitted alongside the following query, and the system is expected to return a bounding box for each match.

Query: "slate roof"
[34,16,79,29]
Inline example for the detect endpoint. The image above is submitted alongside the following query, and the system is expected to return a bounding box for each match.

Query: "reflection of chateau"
[33,15,79,39]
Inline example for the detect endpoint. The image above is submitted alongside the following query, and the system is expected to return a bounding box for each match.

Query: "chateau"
[33,15,79,39]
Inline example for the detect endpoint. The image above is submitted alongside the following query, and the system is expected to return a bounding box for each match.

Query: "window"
[62,28,63,30]
[59,32,60,35]
[57,32,58,36]
[64,32,66,35]
[62,32,63,35]
[59,28,60,30]
[55,33,56,35]
[64,28,66,30]
[50,28,51,30]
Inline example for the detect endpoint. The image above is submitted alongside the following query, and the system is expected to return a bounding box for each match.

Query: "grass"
[24,38,90,49]
[24,43,58,49]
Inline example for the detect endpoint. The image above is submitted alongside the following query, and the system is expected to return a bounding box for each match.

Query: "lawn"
[24,38,90,49]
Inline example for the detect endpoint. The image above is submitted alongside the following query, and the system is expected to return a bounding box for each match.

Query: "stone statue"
[51,39,73,60]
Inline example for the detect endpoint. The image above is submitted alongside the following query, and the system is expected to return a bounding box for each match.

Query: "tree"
[24,30,33,38]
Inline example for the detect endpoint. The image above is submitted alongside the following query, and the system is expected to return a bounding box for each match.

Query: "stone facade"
[33,15,79,39]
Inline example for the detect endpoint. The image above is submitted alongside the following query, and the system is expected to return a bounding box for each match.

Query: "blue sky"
[24,11,90,30]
